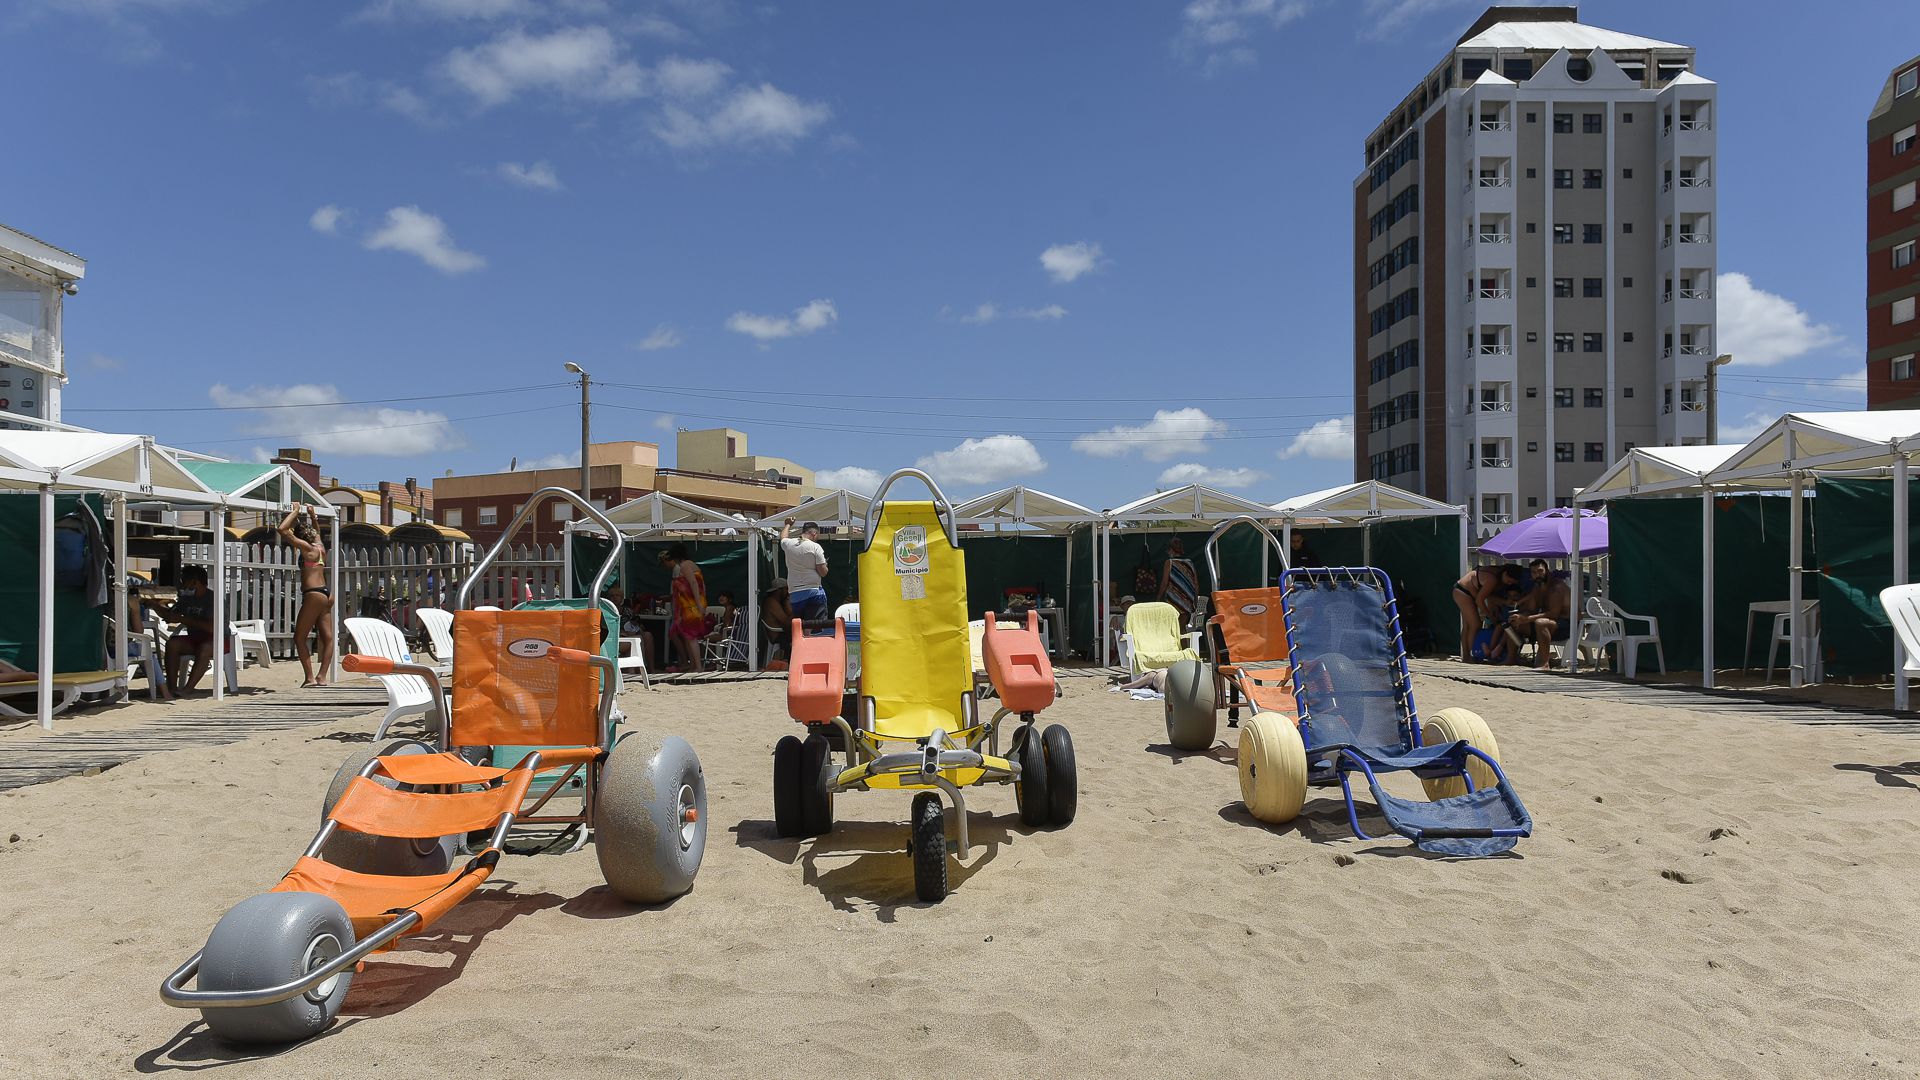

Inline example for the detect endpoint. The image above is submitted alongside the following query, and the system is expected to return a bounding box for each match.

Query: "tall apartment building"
[1867,54,1920,409]
[1353,6,1717,538]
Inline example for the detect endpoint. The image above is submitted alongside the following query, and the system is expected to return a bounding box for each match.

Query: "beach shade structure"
[165,489,707,1044]
[1162,516,1294,752]
[776,469,1074,903]
[1479,507,1608,559]
[1236,566,1531,856]
[954,485,1101,659]
[1271,480,1467,653]
[1096,484,1283,665]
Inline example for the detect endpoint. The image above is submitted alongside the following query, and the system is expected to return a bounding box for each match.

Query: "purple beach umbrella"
[1478,507,1607,559]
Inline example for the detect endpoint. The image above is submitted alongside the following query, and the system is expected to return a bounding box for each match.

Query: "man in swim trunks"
[162,565,216,693]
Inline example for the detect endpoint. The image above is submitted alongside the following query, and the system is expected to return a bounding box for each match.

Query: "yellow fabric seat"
[1123,601,1200,674]
[870,702,965,741]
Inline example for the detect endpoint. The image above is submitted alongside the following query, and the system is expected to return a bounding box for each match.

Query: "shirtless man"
[1511,565,1572,669]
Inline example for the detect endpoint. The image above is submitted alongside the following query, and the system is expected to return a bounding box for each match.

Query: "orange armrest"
[786,619,845,724]
[982,611,1054,713]
[342,653,393,675]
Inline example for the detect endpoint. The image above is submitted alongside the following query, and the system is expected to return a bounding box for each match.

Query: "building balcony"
[1476,175,1511,188]
[1478,456,1513,469]
[1476,232,1511,244]
[1662,232,1712,248]
[1476,120,1512,132]
[1469,345,1514,358]
[1479,513,1513,529]
[1680,345,1712,355]
[1475,288,1513,300]
[1679,288,1711,300]
[1478,399,1514,412]
[1680,119,1711,131]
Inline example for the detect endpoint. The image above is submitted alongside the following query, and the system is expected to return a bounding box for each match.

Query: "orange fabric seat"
[274,856,494,939]
[1232,665,1297,716]
[371,752,513,787]
[331,770,534,840]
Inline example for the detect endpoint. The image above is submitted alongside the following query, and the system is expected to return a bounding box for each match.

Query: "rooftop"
[1457,6,1684,53]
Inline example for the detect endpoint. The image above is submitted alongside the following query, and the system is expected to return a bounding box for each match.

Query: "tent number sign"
[894,525,928,600]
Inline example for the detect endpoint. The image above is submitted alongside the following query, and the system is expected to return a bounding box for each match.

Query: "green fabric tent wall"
[568,535,778,610]
[1813,477,1920,677]
[0,493,107,672]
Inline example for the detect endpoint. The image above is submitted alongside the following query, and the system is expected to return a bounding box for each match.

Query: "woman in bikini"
[278,502,335,687]
[1452,563,1520,662]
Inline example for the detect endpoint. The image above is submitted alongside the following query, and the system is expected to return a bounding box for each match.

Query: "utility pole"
[1707,353,1733,443]
[565,362,591,504]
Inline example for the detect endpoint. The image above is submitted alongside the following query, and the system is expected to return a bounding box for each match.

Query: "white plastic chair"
[414,607,455,678]
[152,615,239,694]
[701,611,750,670]
[344,617,440,737]
[1764,601,1822,683]
[230,619,272,669]
[1879,584,1920,681]
[113,616,166,701]
[1583,597,1665,678]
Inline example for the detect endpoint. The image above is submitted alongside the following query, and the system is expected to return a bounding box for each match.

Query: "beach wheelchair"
[1163,516,1292,751]
[1237,566,1531,857]
[161,491,707,1043]
[776,469,1076,902]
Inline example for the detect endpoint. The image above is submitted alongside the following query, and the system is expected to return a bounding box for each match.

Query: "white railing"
[1479,400,1513,412]
[1476,344,1514,355]
[1479,456,1513,469]
[1477,120,1511,132]
[1480,513,1513,527]
[1679,288,1712,299]
[1680,119,1710,131]
[1680,400,1705,412]
[1679,232,1711,244]
[1680,345,1712,355]
[1476,288,1512,300]
[1477,175,1511,187]
[1679,176,1710,187]
[1477,232,1511,244]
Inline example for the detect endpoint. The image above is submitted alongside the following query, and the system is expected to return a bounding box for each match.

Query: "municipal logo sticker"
[893,525,928,575]
[507,638,553,658]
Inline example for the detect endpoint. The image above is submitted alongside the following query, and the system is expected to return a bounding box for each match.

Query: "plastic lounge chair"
[414,607,455,678]
[617,635,652,688]
[230,620,272,669]
[344,617,440,737]
[1236,567,1532,858]
[0,669,130,718]
[1164,516,1292,751]
[775,469,1077,903]
[1119,601,1201,676]
[1881,584,1920,682]
[164,489,708,1045]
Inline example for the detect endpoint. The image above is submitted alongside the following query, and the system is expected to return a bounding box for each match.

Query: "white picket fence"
[184,542,563,657]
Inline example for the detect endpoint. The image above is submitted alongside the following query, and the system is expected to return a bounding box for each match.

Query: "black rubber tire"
[1163,660,1218,751]
[1012,724,1051,827]
[910,791,948,903]
[594,733,708,903]
[772,734,804,838]
[197,892,354,1045]
[1041,724,1078,827]
[800,733,834,837]
[320,737,456,876]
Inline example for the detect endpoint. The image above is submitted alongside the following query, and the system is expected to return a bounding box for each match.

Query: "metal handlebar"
[460,487,624,610]
[860,468,961,552]
[1203,515,1290,588]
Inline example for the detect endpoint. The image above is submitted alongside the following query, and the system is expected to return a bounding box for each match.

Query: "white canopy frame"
[955,486,1102,659]
[1271,479,1469,578]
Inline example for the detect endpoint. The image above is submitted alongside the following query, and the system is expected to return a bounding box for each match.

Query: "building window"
[1623,111,1635,123]
[1553,113,1573,133]
[1895,297,1917,325]
[1527,496,1540,508]
[1584,387,1604,407]
[1584,113,1603,133]
[1553,277,1574,297]
[1526,222,1538,233]
[1622,168,1633,179]
[1624,386,1635,397]
[1525,111,1537,123]
[1583,277,1603,298]
[1527,441,1539,453]
[1583,333,1604,353]
[1462,58,1491,81]
[1503,58,1533,81]
[443,508,463,527]
[1555,442,1575,462]
[1554,333,1575,353]
[550,501,571,522]
[1585,442,1605,462]
[1624,442,1637,453]
[1896,181,1917,211]
[1896,241,1917,269]
[1526,387,1538,398]
[1622,222,1633,234]
[1896,125,1918,155]
[1895,354,1916,381]
[1623,332,1635,343]
[1525,276,1537,288]
[1583,223,1603,244]
[1554,387,1574,407]
[1553,224,1573,244]
[1553,169,1573,189]
[1899,67,1919,97]
[1525,167,1537,179]
[478,506,498,526]
[1622,277,1634,288]
[1525,332,1539,343]
[1583,168,1603,189]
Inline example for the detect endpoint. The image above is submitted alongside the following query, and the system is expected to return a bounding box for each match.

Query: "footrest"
[1368,783,1531,858]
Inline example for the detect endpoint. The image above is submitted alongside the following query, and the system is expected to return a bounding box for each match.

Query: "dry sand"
[2,673,1918,1078]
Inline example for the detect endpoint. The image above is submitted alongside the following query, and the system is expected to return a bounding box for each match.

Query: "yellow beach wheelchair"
[777,469,1075,902]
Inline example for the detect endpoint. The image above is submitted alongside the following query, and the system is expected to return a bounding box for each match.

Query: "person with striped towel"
[1159,537,1200,626]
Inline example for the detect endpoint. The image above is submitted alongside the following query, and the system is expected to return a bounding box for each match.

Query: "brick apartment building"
[1868,54,1920,408]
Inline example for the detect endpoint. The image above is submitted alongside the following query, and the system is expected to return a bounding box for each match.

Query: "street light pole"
[1707,353,1733,444]
[565,362,591,504]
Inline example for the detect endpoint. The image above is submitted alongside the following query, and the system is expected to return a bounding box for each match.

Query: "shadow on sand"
[733,812,1028,920]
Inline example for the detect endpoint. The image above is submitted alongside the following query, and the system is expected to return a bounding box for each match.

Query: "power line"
[174,403,578,447]
[594,400,1348,443]
[67,382,573,413]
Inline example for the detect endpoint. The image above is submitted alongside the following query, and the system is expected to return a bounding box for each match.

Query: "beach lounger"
[164,488,707,1045]
[414,606,455,678]
[1118,601,1201,676]
[1236,566,1532,858]
[776,469,1076,902]
[1164,516,1292,751]
[344,617,440,737]
[0,669,128,718]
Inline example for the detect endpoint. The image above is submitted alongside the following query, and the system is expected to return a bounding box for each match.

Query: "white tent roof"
[1272,480,1462,523]
[955,485,1100,533]
[1458,20,1683,52]
[1705,411,1920,485]
[1105,484,1277,530]
[1576,444,1744,501]
[761,488,873,532]
[597,490,753,534]
[0,431,221,503]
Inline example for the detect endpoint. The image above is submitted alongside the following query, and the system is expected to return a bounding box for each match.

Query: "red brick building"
[1868,54,1920,409]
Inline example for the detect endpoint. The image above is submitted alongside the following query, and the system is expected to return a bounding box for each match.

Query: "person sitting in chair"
[161,566,216,693]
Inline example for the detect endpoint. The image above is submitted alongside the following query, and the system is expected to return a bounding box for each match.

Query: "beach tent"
[1095,484,1283,664]
[954,486,1101,652]
[1272,480,1467,653]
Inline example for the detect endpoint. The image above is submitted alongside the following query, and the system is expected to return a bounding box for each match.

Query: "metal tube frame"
[462,487,624,611]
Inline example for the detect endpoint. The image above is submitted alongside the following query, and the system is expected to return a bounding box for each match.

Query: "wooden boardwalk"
[1409,659,1920,736]
[0,686,388,793]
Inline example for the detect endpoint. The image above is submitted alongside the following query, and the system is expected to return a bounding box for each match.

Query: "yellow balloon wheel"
[1419,707,1503,801]
[1238,713,1308,824]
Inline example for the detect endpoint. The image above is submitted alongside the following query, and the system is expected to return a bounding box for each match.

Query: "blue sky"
[6,0,1907,508]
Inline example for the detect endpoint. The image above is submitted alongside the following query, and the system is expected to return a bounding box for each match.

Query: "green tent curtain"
[0,493,107,673]
[569,535,779,610]
[1813,477,1920,677]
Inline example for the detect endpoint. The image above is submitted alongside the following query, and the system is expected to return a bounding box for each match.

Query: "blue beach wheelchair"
[1236,566,1532,857]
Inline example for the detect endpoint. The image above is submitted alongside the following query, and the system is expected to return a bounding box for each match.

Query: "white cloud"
[308,72,437,125]
[1073,408,1228,462]
[651,82,832,150]
[363,206,486,274]
[956,302,1068,325]
[726,299,837,342]
[1157,463,1265,489]
[86,353,125,371]
[653,55,731,99]
[814,466,886,494]
[309,204,346,234]
[634,324,683,351]
[1040,241,1105,284]
[440,26,646,108]
[1022,304,1068,321]
[652,413,677,431]
[1277,416,1353,461]
[1715,272,1846,368]
[1175,0,1309,72]
[209,383,466,457]
[959,303,998,325]
[358,0,532,20]
[915,435,1046,486]
[519,450,579,470]
[496,160,563,191]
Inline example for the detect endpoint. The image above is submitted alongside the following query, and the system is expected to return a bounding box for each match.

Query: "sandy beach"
[1,672,1917,1078]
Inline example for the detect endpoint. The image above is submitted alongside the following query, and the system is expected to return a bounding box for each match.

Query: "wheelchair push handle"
[860,468,961,551]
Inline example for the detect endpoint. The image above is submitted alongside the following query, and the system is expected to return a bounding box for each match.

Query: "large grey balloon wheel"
[800,732,834,837]
[321,737,457,876]
[1011,724,1051,827]
[1041,724,1077,827]
[910,791,948,903]
[595,733,707,903]
[1163,661,1218,751]
[197,892,355,1045]
[772,734,804,838]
